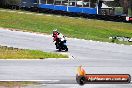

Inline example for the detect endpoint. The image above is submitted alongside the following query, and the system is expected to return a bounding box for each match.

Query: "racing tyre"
[65,46,68,51]
[59,48,61,51]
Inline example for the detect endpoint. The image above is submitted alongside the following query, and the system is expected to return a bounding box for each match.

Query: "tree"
[130,0,132,16]
[106,0,132,16]
[123,0,128,15]
[6,0,21,5]
[0,0,6,7]
[0,0,21,7]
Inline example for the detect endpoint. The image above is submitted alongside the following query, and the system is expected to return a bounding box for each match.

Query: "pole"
[38,0,41,4]
[130,0,132,17]
[46,0,47,4]
[53,0,55,5]
[97,0,99,14]
[67,0,69,11]
[89,0,90,8]
[82,0,84,7]
[61,0,63,5]
[75,0,77,7]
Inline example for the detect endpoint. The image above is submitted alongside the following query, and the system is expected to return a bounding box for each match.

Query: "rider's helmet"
[53,29,59,36]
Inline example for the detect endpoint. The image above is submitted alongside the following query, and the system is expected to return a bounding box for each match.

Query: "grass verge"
[0,81,37,87]
[0,9,132,45]
[0,46,68,59]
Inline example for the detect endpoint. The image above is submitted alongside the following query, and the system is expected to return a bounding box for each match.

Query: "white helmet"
[53,29,58,32]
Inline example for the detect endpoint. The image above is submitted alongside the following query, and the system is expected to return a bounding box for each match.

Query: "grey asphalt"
[0,28,132,88]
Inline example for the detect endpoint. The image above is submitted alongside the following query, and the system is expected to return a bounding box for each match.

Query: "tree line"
[0,0,21,5]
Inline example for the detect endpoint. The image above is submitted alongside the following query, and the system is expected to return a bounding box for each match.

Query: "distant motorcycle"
[55,40,68,52]
[52,29,68,51]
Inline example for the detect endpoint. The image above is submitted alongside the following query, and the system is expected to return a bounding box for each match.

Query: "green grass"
[0,46,67,59]
[0,81,37,87]
[0,9,132,44]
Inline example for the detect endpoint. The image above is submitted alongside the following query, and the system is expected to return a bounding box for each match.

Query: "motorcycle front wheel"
[65,46,68,51]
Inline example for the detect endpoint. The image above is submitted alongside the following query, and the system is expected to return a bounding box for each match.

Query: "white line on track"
[0,80,60,82]
[0,80,132,84]
[0,58,69,60]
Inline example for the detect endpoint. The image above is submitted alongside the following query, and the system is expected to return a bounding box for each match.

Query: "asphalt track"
[0,28,132,88]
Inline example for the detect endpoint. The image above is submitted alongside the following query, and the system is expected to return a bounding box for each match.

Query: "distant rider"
[52,29,66,49]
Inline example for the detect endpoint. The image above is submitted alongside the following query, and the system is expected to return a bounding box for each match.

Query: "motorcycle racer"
[52,29,66,50]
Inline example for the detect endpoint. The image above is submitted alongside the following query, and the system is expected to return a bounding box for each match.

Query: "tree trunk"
[123,0,128,16]
[130,0,132,16]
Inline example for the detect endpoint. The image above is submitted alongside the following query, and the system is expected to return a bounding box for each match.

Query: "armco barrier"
[54,5,67,11]
[39,4,97,14]
[39,4,54,9]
